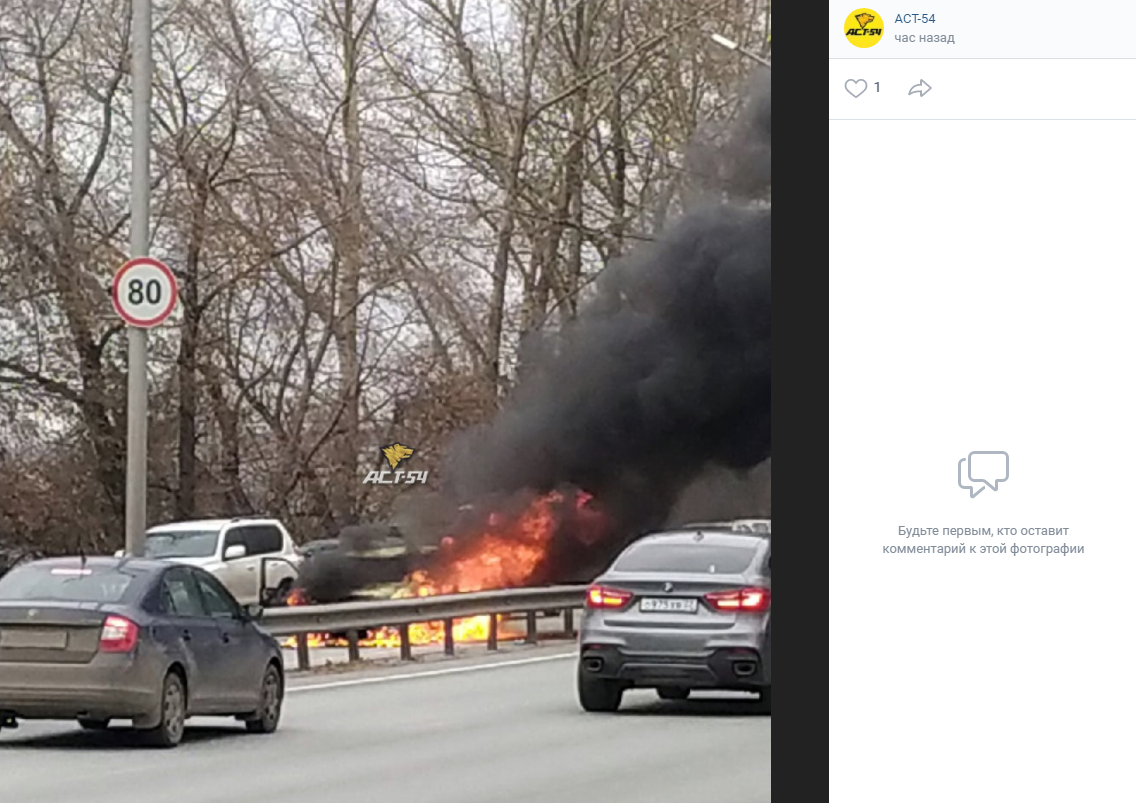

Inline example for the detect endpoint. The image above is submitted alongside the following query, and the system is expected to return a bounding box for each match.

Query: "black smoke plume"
[432,69,772,581]
[297,70,771,601]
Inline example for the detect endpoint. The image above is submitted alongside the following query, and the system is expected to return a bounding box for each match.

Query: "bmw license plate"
[639,597,699,614]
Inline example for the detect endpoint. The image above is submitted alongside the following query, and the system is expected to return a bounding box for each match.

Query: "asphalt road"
[1,645,770,803]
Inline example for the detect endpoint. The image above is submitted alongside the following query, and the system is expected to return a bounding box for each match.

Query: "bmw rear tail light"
[705,587,770,613]
[586,585,633,610]
[99,615,139,653]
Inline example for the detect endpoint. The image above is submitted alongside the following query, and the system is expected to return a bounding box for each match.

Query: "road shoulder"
[286,640,577,692]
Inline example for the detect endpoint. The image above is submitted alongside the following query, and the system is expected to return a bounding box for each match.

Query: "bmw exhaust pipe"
[734,661,757,678]
[583,657,604,673]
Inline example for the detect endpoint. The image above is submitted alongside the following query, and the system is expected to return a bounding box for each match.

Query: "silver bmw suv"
[577,521,770,712]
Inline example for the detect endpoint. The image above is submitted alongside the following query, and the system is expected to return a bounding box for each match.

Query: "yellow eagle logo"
[381,443,415,470]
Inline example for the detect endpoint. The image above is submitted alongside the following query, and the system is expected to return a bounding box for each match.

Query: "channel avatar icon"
[958,451,1009,498]
[844,8,884,48]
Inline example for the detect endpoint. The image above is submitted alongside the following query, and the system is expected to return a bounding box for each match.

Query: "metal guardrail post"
[443,619,455,656]
[563,608,574,635]
[347,629,361,662]
[296,634,311,671]
[487,614,498,651]
[399,624,412,661]
[525,610,538,644]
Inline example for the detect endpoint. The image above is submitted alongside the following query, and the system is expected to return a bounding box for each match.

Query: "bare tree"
[0,0,134,535]
[0,0,771,550]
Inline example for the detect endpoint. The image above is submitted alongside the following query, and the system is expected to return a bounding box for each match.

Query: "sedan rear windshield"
[0,565,137,603]
[612,543,758,574]
[144,530,219,559]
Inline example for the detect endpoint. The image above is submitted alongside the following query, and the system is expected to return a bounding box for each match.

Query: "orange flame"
[430,489,589,592]
[283,489,600,652]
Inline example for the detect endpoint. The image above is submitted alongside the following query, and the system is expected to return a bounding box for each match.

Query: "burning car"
[293,526,436,606]
[296,539,338,561]
[282,490,607,651]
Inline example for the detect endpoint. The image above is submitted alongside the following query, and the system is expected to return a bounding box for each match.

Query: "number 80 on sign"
[111,257,178,328]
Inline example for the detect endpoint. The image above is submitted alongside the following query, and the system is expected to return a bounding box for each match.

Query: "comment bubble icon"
[958,458,983,498]
[968,451,1009,492]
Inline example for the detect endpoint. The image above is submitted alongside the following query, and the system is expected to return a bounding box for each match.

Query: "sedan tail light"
[705,587,770,613]
[99,615,139,653]
[585,585,634,610]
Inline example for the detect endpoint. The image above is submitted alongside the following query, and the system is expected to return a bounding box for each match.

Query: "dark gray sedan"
[0,556,284,747]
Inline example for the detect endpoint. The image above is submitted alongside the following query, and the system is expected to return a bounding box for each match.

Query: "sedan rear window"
[612,543,758,574]
[0,565,136,602]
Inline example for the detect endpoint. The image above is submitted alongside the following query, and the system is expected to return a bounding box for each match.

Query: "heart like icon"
[845,79,867,98]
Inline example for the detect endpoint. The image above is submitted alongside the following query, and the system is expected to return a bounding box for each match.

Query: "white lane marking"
[286,651,576,694]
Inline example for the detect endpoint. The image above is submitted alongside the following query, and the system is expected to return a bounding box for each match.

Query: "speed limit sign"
[111,257,178,328]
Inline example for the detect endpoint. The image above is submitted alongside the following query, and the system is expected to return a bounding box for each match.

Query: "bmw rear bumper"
[578,644,767,690]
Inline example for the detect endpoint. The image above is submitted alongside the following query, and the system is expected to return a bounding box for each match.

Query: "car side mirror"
[223,544,248,561]
[245,603,264,621]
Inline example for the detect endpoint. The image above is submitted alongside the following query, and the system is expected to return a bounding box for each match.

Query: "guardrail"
[261,585,588,670]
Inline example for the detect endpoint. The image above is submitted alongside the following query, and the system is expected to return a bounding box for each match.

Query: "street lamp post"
[710,33,771,68]
[124,0,152,557]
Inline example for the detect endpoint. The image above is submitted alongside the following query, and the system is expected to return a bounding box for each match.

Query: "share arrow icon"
[908,79,932,97]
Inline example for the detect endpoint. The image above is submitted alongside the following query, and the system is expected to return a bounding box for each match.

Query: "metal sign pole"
[124,0,152,557]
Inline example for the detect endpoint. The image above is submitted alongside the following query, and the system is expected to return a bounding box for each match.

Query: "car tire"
[756,684,771,714]
[246,663,284,734]
[656,687,691,701]
[140,671,186,748]
[577,666,623,712]
[78,718,110,731]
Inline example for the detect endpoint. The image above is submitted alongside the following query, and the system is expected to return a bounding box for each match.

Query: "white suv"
[133,518,301,607]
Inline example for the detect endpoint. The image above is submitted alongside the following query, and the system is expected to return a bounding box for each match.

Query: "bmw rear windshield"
[612,542,759,574]
[0,565,137,602]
